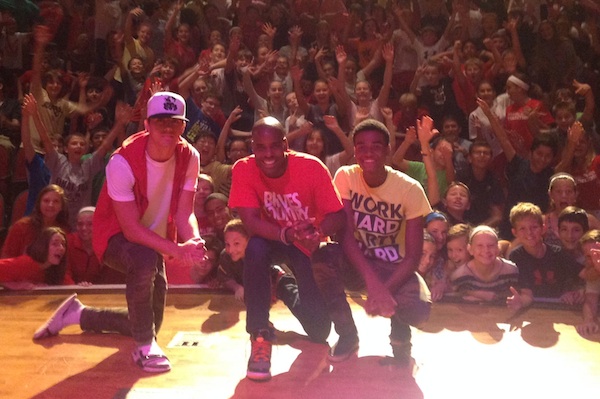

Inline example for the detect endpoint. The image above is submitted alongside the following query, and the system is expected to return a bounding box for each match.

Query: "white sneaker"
[33,294,82,339]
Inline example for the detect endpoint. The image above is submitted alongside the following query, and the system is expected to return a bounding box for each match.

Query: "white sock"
[137,339,164,356]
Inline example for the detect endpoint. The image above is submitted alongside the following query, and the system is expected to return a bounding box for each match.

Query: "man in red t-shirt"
[229,116,345,381]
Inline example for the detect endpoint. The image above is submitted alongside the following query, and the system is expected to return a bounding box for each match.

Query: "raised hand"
[476,97,492,116]
[404,126,418,146]
[381,42,394,63]
[262,22,276,39]
[77,72,90,89]
[567,121,584,144]
[335,45,347,65]
[114,102,133,125]
[416,115,436,145]
[21,93,38,116]
[573,79,591,96]
[323,114,340,131]
[380,106,393,122]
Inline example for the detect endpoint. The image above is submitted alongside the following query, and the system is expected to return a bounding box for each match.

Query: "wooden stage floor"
[2,288,600,399]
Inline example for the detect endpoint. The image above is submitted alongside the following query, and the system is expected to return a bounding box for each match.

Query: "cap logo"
[163,96,178,112]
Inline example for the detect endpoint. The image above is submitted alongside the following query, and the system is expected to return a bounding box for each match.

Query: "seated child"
[218,219,299,305]
[418,232,442,300]
[437,182,471,226]
[451,225,523,307]
[445,223,472,276]
[195,174,215,238]
[0,227,68,290]
[166,235,222,286]
[508,202,584,305]
[422,211,450,300]
[558,206,590,268]
[190,236,223,286]
[576,230,600,335]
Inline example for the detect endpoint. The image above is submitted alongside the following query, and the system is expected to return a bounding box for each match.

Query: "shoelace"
[251,337,271,363]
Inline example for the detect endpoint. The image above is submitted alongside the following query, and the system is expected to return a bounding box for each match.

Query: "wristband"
[280,226,291,245]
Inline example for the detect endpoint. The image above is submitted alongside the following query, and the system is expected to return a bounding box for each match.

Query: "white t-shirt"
[106,152,199,238]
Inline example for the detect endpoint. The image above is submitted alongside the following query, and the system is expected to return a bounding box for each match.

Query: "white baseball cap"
[146,91,189,121]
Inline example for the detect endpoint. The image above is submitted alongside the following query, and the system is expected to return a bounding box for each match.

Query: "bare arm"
[25,94,55,156]
[392,5,416,43]
[20,94,38,162]
[95,103,131,158]
[225,35,241,74]
[112,190,204,262]
[242,68,263,109]
[324,115,354,165]
[577,292,600,335]
[476,97,516,162]
[291,65,310,115]
[164,0,183,48]
[555,121,583,173]
[416,117,441,206]
[31,25,53,101]
[573,80,595,126]
[390,125,415,172]
[409,63,426,96]
[375,42,394,108]
[216,106,242,163]
[505,17,527,70]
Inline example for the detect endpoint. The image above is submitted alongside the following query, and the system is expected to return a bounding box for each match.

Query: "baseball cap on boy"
[147,91,189,121]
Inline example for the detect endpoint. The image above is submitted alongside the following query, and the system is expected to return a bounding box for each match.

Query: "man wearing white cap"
[33,92,206,373]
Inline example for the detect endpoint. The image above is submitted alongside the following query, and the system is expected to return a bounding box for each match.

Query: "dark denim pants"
[313,243,431,343]
[244,236,331,342]
[80,233,167,345]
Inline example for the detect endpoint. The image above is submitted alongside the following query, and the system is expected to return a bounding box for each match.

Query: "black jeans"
[244,236,331,342]
[80,233,167,345]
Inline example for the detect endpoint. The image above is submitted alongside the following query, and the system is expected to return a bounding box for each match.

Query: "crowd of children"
[0,0,599,371]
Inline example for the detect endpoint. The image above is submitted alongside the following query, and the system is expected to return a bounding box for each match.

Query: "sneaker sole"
[33,293,78,340]
[246,370,272,381]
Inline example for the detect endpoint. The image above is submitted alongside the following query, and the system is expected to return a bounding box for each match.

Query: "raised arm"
[555,121,584,173]
[31,25,53,101]
[380,107,397,153]
[504,17,527,70]
[23,94,55,156]
[409,63,427,96]
[124,7,144,47]
[95,102,132,158]
[390,122,416,172]
[164,0,183,48]
[225,35,241,74]
[20,94,38,162]
[416,117,441,206]
[242,68,264,110]
[216,106,242,162]
[476,97,516,162]
[375,42,394,108]
[573,80,595,126]
[324,115,353,165]
[291,64,310,115]
[392,5,417,43]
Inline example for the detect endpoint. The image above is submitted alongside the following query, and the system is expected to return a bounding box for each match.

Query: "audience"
[1,1,599,341]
